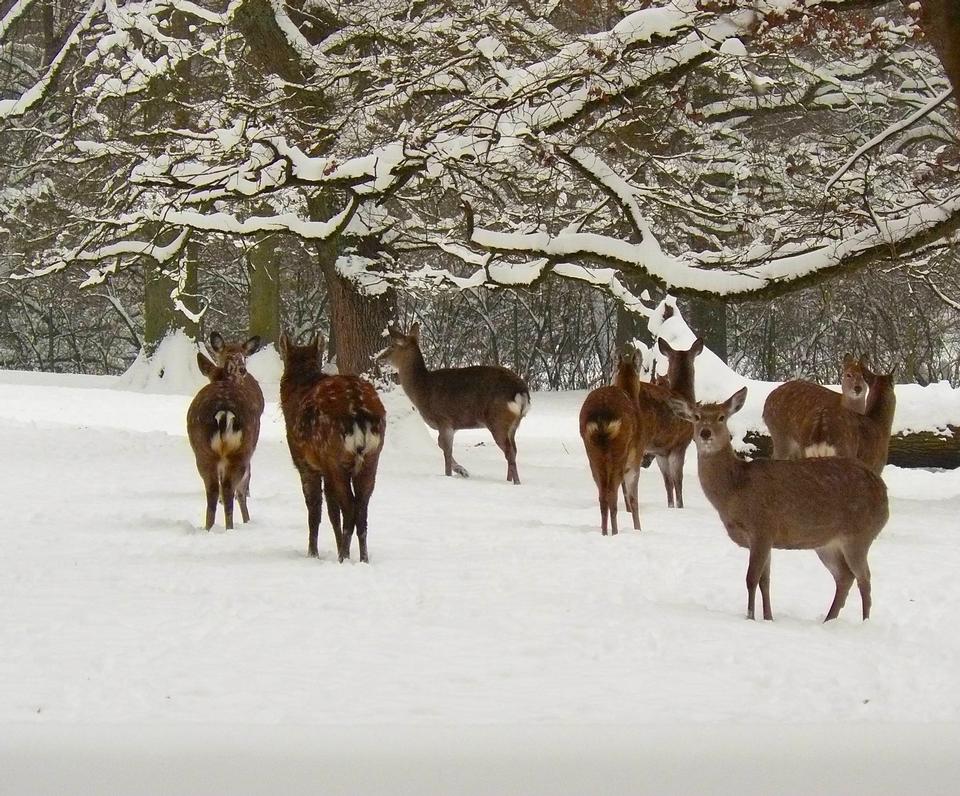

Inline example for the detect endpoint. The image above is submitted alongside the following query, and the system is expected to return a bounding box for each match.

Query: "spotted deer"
[670,387,889,621]
[762,354,870,460]
[187,341,263,530]
[280,334,386,562]
[579,346,644,534]
[378,322,530,484]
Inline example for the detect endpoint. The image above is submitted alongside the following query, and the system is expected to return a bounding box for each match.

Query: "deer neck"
[668,361,696,402]
[395,345,431,400]
[696,444,745,513]
[867,382,896,431]
[280,365,324,403]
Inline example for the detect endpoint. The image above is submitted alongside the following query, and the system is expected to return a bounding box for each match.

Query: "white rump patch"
[211,411,243,456]
[804,442,836,458]
[343,424,366,454]
[507,392,530,417]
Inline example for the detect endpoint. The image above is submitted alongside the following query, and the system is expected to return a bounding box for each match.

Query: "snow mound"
[116,330,207,395]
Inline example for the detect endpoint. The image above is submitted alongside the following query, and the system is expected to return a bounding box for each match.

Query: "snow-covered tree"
[0,0,957,371]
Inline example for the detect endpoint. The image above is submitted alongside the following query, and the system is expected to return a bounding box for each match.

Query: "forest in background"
[0,0,958,388]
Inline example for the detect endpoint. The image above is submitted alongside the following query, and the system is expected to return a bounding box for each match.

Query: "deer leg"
[746,542,772,620]
[354,465,377,564]
[300,471,324,558]
[203,474,218,531]
[236,465,251,524]
[326,473,355,562]
[759,556,773,620]
[438,427,468,478]
[841,545,872,621]
[656,454,675,508]
[325,493,343,558]
[817,546,855,621]
[491,421,521,485]
[221,470,236,531]
[604,482,620,536]
[622,466,641,531]
[669,449,686,509]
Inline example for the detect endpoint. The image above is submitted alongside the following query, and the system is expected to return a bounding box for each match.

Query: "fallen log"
[742,427,960,470]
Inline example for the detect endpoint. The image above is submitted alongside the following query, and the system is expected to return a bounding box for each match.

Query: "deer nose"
[699,428,712,441]
[854,385,862,394]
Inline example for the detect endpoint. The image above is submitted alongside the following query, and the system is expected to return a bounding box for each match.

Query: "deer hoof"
[453,465,469,478]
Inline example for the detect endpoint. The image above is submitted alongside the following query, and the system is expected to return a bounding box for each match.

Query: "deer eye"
[694,413,701,422]
[718,414,725,422]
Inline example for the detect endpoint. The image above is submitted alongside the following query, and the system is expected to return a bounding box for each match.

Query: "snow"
[2,360,960,791]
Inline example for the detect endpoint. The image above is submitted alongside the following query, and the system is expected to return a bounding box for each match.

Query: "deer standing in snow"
[579,346,644,534]
[280,334,386,562]
[670,387,889,621]
[628,337,704,511]
[187,336,263,530]
[763,354,869,460]
[378,322,530,484]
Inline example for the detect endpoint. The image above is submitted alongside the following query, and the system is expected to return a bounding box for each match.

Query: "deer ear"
[842,352,854,368]
[197,352,216,379]
[315,335,326,362]
[409,322,421,340]
[667,397,695,422]
[243,336,261,357]
[278,333,290,359]
[689,337,704,357]
[725,386,748,416]
[209,332,225,353]
[657,338,673,356]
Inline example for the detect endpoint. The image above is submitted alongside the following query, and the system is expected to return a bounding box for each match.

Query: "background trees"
[0,0,956,385]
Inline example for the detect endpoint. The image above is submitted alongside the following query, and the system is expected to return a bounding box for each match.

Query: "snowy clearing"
[1,365,959,794]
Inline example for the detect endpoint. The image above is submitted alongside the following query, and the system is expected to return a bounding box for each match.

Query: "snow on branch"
[825,87,956,190]
[0,0,104,119]
[471,194,960,297]
[0,0,37,43]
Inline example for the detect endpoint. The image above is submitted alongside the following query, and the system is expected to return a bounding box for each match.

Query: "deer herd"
[186,321,897,625]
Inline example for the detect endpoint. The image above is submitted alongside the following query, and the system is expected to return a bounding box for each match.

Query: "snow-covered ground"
[2,352,960,794]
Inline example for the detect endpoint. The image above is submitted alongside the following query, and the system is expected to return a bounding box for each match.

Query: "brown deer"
[763,354,869,460]
[187,344,263,530]
[670,387,889,622]
[626,337,704,510]
[801,368,897,474]
[378,322,530,484]
[579,347,644,534]
[279,334,386,562]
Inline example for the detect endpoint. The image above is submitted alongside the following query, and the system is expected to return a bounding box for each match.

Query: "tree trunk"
[921,0,960,101]
[308,194,395,375]
[684,296,728,363]
[143,246,199,356]
[743,428,960,470]
[248,234,282,344]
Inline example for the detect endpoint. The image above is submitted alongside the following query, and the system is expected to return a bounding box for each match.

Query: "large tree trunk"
[143,250,199,356]
[308,194,395,375]
[921,0,960,101]
[248,234,281,345]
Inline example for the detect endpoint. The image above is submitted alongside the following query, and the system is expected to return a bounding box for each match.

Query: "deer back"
[187,361,260,465]
[580,386,639,473]
[380,323,529,431]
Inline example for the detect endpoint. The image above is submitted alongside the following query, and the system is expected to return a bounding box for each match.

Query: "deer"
[624,337,705,511]
[279,333,386,562]
[669,387,889,622]
[801,368,897,475]
[378,322,530,484]
[187,342,263,531]
[763,354,870,460]
[579,346,644,534]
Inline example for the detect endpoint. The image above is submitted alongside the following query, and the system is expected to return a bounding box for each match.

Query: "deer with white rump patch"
[280,334,386,562]
[670,387,889,621]
[187,334,264,530]
[378,322,530,484]
[579,346,644,534]
[763,354,870,460]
